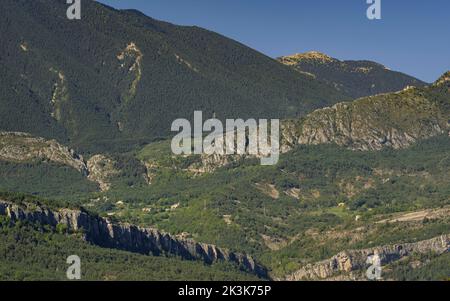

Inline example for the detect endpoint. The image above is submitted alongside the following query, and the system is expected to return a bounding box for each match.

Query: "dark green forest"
[0,0,448,281]
[279,52,427,99]
[2,135,448,277]
[0,0,349,154]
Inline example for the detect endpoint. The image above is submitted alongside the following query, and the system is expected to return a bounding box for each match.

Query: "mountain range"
[0,0,427,154]
[0,0,449,281]
[278,51,427,99]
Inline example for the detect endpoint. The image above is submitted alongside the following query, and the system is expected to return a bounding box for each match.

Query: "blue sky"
[97,0,450,82]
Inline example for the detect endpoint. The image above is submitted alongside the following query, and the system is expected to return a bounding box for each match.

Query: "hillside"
[0,0,449,282]
[0,197,267,277]
[0,198,259,281]
[143,72,448,172]
[278,51,427,99]
[0,0,348,154]
[286,234,449,280]
[281,71,450,152]
[1,133,449,279]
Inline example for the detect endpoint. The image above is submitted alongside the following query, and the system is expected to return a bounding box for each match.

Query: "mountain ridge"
[0,0,431,155]
[0,0,449,281]
[0,0,347,154]
[278,51,427,99]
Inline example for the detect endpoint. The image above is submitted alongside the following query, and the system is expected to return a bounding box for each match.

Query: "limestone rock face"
[0,200,267,278]
[188,154,241,174]
[280,79,449,152]
[434,71,450,87]
[297,101,443,151]
[186,129,272,173]
[116,42,143,104]
[87,155,120,192]
[278,52,337,66]
[182,73,449,173]
[286,235,450,280]
[0,131,88,175]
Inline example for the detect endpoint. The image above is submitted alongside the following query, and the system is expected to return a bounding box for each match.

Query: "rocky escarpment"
[0,131,87,174]
[87,155,120,192]
[188,154,240,174]
[0,200,267,278]
[180,72,449,173]
[281,74,450,152]
[281,99,445,152]
[286,234,449,280]
[434,71,450,88]
[278,51,337,66]
[0,132,127,191]
[116,42,143,109]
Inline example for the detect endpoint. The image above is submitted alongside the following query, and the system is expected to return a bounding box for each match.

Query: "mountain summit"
[278,51,337,65]
[278,51,427,99]
[434,71,450,87]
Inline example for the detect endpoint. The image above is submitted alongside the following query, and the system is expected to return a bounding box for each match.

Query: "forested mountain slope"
[278,51,426,99]
[0,0,347,154]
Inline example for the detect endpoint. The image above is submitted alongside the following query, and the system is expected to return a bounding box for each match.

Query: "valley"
[0,0,448,281]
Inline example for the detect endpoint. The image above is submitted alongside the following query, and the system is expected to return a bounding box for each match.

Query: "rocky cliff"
[0,199,268,278]
[0,132,127,192]
[286,234,450,280]
[181,72,449,172]
[0,131,88,174]
[281,73,449,152]
[86,155,120,192]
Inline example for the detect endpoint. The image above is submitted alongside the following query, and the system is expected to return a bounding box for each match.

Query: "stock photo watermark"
[66,0,382,21]
[367,0,382,20]
[66,255,81,280]
[66,0,81,20]
[171,111,280,165]
[366,253,382,280]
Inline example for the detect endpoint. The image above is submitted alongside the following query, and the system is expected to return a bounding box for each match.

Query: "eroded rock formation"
[87,155,120,192]
[0,200,268,278]
[0,131,88,175]
[286,235,449,280]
